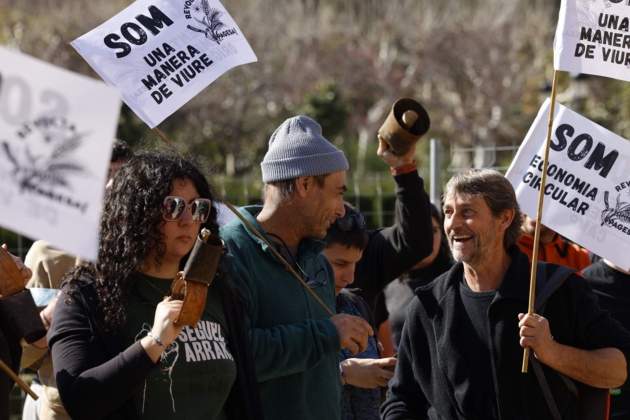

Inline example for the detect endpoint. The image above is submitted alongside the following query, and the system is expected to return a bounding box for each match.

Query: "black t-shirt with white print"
[122,272,237,420]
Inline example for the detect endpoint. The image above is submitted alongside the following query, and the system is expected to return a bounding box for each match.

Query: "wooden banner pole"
[522,69,560,373]
[0,358,38,400]
[153,127,173,146]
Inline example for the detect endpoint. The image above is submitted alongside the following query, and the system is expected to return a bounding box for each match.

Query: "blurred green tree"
[299,82,348,140]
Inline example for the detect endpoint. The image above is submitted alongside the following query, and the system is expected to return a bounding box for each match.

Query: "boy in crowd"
[324,204,397,420]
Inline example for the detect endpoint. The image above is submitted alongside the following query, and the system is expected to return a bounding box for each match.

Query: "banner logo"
[184,0,237,44]
[601,189,630,236]
[2,117,87,193]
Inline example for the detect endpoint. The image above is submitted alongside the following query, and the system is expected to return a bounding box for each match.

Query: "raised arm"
[353,144,433,306]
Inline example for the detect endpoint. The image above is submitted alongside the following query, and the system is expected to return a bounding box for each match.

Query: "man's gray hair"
[444,168,522,250]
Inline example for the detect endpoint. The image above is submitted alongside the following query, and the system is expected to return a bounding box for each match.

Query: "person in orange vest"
[517,215,591,271]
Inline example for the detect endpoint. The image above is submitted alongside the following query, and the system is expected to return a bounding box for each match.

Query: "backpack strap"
[534,262,575,313]
[531,357,562,420]
[530,263,575,419]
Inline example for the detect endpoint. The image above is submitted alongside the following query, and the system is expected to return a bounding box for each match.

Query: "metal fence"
[1,141,522,257]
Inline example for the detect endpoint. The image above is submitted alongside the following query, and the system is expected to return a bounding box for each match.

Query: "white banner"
[506,99,630,271]
[0,47,121,261]
[72,0,257,128]
[554,0,630,82]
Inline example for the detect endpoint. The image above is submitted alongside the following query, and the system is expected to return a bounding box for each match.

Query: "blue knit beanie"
[261,115,349,183]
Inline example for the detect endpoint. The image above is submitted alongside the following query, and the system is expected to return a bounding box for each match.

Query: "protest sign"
[506,98,630,271]
[554,0,630,82]
[72,0,257,128]
[0,47,120,261]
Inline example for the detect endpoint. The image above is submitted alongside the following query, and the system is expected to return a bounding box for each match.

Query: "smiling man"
[382,168,630,420]
[221,115,373,420]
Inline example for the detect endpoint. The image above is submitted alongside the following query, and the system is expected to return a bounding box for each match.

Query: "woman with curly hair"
[48,152,262,420]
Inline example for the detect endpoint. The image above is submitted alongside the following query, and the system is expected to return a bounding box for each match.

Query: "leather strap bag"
[171,229,224,327]
[0,246,26,298]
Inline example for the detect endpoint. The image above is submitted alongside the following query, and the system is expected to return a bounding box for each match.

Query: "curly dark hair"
[67,151,217,332]
[110,139,132,163]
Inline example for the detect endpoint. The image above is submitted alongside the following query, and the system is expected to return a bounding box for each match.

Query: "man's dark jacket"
[382,247,630,420]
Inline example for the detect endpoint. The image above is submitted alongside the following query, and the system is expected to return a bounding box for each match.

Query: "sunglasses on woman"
[162,196,212,223]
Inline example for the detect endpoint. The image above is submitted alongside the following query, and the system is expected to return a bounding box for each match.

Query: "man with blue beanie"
[221,115,373,420]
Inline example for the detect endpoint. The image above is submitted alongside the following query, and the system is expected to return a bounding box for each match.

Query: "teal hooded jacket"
[220,206,341,420]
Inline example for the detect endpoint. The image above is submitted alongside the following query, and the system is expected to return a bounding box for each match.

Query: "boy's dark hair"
[325,203,369,251]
